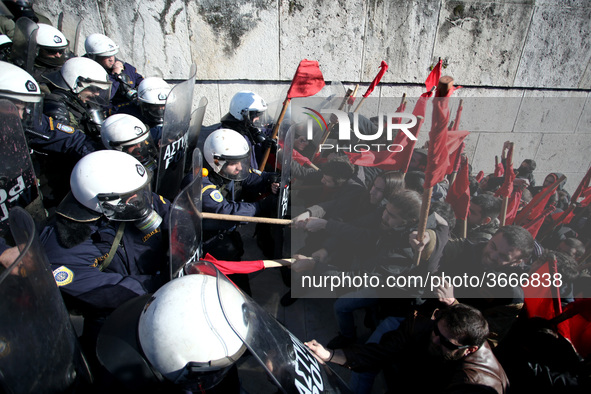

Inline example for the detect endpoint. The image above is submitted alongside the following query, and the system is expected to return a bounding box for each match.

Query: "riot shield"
[155,63,196,201]
[210,262,352,394]
[168,148,203,279]
[0,99,42,240]
[0,207,91,392]
[9,17,38,74]
[184,96,208,174]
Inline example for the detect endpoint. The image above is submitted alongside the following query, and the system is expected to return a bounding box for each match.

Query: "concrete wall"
[35,0,591,189]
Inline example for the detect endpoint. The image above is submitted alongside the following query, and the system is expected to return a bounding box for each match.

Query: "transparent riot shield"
[169,148,203,279]
[184,96,208,175]
[0,207,91,392]
[277,124,294,219]
[209,262,351,394]
[0,99,43,240]
[10,17,38,74]
[155,63,196,201]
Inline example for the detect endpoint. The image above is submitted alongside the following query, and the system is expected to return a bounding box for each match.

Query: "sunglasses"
[433,322,470,350]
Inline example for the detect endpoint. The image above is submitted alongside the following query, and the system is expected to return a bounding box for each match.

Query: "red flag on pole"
[503,189,523,225]
[494,146,515,198]
[424,96,450,189]
[523,260,561,319]
[425,59,442,92]
[475,171,485,182]
[362,61,388,98]
[571,166,591,204]
[514,180,562,225]
[558,299,591,358]
[522,205,556,239]
[445,134,469,175]
[446,156,471,220]
[494,156,504,177]
[286,59,325,99]
[345,92,428,171]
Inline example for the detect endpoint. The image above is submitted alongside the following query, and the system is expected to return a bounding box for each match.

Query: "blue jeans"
[349,316,405,394]
[334,288,379,338]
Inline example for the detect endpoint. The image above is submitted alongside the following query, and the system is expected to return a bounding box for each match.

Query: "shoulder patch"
[56,123,75,134]
[210,190,224,203]
[53,266,74,286]
[251,169,262,176]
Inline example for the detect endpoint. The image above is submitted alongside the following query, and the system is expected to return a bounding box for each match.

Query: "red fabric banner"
[446,156,470,220]
[362,60,388,98]
[286,59,325,99]
[425,59,442,92]
[424,95,450,189]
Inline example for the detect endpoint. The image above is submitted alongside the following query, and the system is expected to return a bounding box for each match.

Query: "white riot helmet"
[101,114,158,172]
[138,274,249,390]
[0,34,11,47]
[58,57,111,105]
[229,90,267,122]
[137,77,170,126]
[35,23,68,67]
[0,60,43,128]
[67,150,162,233]
[203,128,250,181]
[84,33,119,57]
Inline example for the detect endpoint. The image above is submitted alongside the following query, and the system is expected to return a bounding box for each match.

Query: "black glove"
[262,137,278,153]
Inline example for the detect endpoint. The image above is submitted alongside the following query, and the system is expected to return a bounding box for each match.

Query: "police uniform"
[201,168,276,267]
[40,192,170,314]
[108,61,143,111]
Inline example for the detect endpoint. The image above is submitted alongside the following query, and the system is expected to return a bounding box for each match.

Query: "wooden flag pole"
[201,212,293,225]
[413,76,454,267]
[259,98,290,170]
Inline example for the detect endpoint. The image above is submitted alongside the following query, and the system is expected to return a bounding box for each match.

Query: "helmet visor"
[96,181,153,221]
[0,92,43,130]
[76,78,112,106]
[121,135,159,173]
[141,103,165,124]
[217,154,250,181]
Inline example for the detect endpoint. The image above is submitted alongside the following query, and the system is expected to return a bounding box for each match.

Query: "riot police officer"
[221,90,275,170]
[32,23,69,89]
[84,32,144,112]
[101,113,159,176]
[40,150,170,363]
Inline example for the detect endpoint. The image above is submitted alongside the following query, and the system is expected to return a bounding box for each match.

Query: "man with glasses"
[305,304,509,393]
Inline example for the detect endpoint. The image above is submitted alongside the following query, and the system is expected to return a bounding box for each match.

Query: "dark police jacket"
[40,194,170,314]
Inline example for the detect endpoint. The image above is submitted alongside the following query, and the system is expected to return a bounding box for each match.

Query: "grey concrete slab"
[534,133,591,174]
[361,0,440,84]
[470,132,543,176]
[575,93,591,134]
[514,6,591,88]
[187,0,280,80]
[434,0,534,86]
[279,0,366,82]
[514,91,588,133]
[580,60,591,90]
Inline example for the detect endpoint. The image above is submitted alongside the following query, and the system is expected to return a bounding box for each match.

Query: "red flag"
[446,156,470,220]
[446,142,464,175]
[286,59,325,99]
[425,59,442,92]
[571,166,591,204]
[362,61,388,98]
[503,188,522,225]
[494,146,515,198]
[514,180,562,225]
[475,171,484,182]
[523,259,562,322]
[203,253,264,276]
[391,100,407,126]
[345,92,428,171]
[559,299,591,358]
[522,205,556,239]
[424,95,450,189]
[550,205,576,227]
